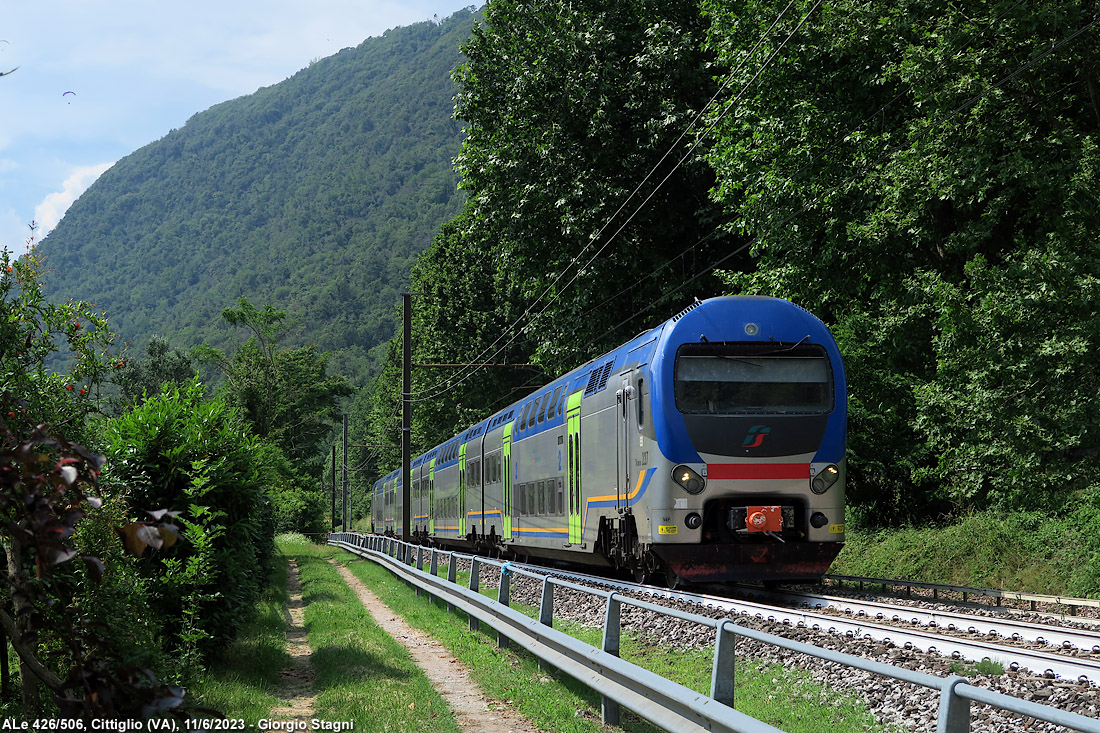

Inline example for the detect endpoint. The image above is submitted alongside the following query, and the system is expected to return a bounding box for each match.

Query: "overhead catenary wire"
[592,10,1100,344]
[575,0,1034,327]
[406,1,819,405]
[405,0,806,402]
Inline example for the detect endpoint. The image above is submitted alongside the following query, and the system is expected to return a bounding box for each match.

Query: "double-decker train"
[371,296,847,586]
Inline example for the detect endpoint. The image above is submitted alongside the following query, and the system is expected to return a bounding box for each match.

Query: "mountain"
[38,9,477,384]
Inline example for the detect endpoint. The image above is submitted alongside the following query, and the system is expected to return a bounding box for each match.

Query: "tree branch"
[0,608,66,693]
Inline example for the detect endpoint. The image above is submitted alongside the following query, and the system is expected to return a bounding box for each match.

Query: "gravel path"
[268,559,318,722]
[333,560,543,733]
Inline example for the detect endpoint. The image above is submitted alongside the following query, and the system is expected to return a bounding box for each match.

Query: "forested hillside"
[37,9,477,384]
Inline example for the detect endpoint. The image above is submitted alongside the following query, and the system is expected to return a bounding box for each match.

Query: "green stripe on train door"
[428,458,435,534]
[503,422,513,540]
[567,391,583,544]
[459,443,467,537]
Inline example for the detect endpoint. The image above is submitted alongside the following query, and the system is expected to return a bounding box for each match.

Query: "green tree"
[0,246,199,716]
[111,335,195,413]
[450,0,728,373]
[196,298,352,473]
[1,246,118,436]
[701,0,1100,519]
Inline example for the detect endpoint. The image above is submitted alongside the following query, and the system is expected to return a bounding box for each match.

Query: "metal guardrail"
[824,574,1100,614]
[330,533,1100,733]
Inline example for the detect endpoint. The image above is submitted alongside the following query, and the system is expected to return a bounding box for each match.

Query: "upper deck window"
[674,343,832,415]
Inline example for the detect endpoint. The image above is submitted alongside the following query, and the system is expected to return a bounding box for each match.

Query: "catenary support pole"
[342,413,348,531]
[401,292,413,543]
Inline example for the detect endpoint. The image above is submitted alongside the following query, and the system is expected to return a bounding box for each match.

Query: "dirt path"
[269,559,318,720]
[332,560,543,733]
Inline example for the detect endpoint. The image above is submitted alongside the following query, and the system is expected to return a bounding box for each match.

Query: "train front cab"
[645,297,847,585]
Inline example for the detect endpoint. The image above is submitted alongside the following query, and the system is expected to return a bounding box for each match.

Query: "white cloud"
[34,162,114,237]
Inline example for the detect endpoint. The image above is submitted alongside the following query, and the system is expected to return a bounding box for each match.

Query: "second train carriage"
[371,296,847,585]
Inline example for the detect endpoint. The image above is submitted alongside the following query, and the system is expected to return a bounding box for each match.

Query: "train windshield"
[674,343,832,414]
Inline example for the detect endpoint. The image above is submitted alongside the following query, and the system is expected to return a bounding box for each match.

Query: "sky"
[0,0,473,257]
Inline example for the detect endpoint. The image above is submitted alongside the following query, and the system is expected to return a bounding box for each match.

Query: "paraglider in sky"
[0,67,17,77]
[63,91,75,96]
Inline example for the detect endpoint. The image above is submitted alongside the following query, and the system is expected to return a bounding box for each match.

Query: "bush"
[104,379,274,660]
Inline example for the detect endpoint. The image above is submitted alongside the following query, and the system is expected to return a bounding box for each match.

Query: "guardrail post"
[601,593,621,727]
[538,578,555,672]
[498,565,511,650]
[429,549,439,577]
[446,554,457,613]
[415,548,424,597]
[711,619,736,708]
[936,675,970,733]
[469,558,481,632]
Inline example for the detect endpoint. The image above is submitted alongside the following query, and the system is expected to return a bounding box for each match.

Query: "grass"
[832,509,1100,598]
[948,658,1005,677]
[192,551,292,718]
[341,546,890,732]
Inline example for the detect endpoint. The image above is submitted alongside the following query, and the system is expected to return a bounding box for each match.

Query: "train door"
[458,443,467,538]
[617,374,636,511]
[567,391,583,545]
[428,458,436,534]
[474,433,485,538]
[503,422,513,540]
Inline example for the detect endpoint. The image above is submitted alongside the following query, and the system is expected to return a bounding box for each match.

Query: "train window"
[536,392,547,423]
[531,395,543,426]
[520,401,532,430]
[637,378,644,428]
[556,478,564,515]
[527,484,536,516]
[537,480,545,515]
[558,391,566,417]
[548,386,562,420]
[674,343,833,414]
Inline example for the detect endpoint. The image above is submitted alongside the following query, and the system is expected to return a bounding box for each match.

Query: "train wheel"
[665,572,686,591]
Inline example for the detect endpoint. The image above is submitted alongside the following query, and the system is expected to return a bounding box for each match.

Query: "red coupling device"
[745,506,783,533]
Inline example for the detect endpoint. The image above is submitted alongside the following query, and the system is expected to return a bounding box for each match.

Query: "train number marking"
[829,524,845,534]
[658,525,678,535]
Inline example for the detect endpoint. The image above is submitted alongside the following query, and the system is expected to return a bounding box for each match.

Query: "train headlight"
[811,465,840,494]
[673,465,705,494]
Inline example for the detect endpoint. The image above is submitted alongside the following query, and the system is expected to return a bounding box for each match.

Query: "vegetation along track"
[494,561,1100,731]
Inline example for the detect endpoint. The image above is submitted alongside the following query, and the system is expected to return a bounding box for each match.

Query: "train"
[370,295,847,586]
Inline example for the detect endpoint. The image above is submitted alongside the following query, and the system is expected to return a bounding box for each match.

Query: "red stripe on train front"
[707,463,809,480]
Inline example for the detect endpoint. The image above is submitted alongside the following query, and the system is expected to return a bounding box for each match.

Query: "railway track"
[504,563,1100,685]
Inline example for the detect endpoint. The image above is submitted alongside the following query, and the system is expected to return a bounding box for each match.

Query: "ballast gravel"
[457,561,1100,733]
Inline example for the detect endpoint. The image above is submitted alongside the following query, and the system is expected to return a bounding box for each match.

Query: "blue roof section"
[649,296,847,463]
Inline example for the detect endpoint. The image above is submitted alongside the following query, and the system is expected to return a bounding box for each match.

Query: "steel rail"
[824,574,1100,614]
[746,587,1100,653]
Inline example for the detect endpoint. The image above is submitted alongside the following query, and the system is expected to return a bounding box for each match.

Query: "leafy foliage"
[1,247,117,436]
[104,381,274,657]
[701,0,1100,519]
[197,297,352,484]
[111,336,195,414]
[0,423,201,717]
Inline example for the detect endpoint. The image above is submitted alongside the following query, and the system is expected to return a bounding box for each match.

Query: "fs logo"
[742,425,771,449]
